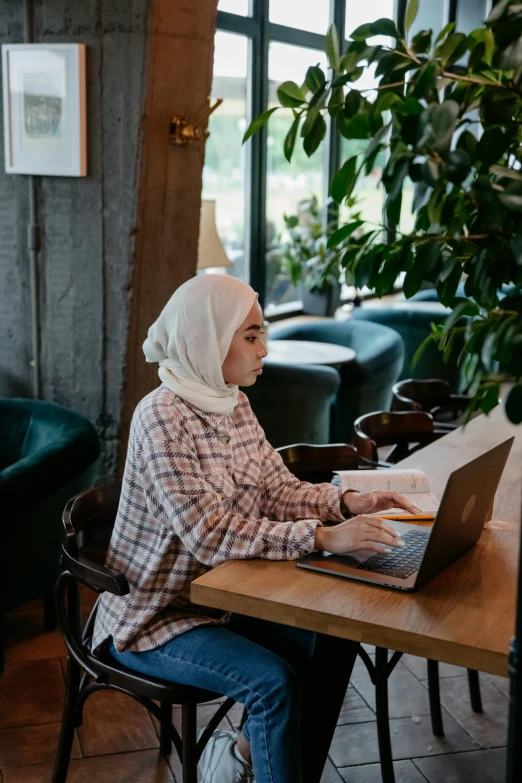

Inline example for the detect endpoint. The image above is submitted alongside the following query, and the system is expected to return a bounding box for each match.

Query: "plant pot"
[301,280,341,317]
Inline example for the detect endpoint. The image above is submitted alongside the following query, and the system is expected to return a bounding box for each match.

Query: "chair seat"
[89,645,223,705]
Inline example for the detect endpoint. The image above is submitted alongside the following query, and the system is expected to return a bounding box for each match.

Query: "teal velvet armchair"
[269,320,404,443]
[0,398,100,671]
[243,363,341,448]
[351,305,465,391]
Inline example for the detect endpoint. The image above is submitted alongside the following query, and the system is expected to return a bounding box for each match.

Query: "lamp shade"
[197,199,232,269]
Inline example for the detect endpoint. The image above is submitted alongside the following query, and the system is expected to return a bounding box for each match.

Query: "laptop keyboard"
[356,529,430,580]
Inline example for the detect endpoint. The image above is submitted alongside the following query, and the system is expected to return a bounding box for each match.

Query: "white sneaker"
[198,729,255,783]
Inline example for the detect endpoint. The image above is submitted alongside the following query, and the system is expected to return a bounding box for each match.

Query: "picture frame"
[1,43,87,176]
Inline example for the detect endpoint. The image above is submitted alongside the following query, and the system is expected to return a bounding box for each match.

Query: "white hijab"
[143,274,258,415]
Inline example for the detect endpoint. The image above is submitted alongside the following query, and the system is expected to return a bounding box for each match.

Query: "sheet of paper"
[335,468,430,495]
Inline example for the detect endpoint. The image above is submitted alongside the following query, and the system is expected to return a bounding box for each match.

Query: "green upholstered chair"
[351,304,465,391]
[243,363,340,448]
[0,398,100,671]
[410,282,515,303]
[269,320,404,443]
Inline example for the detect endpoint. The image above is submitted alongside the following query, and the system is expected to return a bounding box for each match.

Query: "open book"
[334,468,439,519]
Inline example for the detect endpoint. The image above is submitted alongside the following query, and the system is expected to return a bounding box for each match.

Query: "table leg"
[300,634,358,783]
[375,647,395,783]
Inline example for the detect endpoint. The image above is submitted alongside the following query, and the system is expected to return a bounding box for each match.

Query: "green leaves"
[305,66,326,94]
[404,0,419,39]
[430,100,460,152]
[326,24,341,72]
[245,0,522,427]
[350,18,399,40]
[277,81,306,108]
[283,114,300,162]
[327,220,365,248]
[331,156,358,204]
[435,33,468,67]
[242,107,278,143]
[476,127,511,167]
[303,114,326,157]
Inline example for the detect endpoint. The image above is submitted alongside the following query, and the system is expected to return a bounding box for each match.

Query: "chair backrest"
[243,362,340,448]
[354,410,438,463]
[62,482,129,596]
[277,443,369,484]
[392,378,452,412]
[270,319,405,442]
[392,378,472,426]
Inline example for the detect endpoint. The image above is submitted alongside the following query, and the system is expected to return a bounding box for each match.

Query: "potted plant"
[267,195,362,316]
[244,0,522,424]
[244,3,522,778]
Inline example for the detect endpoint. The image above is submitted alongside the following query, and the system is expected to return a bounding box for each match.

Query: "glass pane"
[218,0,249,16]
[270,0,330,35]
[266,43,329,312]
[202,32,249,282]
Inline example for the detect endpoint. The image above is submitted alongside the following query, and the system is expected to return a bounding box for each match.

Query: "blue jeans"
[108,614,317,783]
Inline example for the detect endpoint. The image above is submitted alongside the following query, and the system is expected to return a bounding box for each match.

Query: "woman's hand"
[342,490,420,517]
[314,516,405,555]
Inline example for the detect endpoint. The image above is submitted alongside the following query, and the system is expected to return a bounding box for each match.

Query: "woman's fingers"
[391,491,420,513]
[354,517,404,548]
[364,516,402,539]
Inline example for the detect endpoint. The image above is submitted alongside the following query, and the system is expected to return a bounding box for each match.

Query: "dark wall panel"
[0,0,150,478]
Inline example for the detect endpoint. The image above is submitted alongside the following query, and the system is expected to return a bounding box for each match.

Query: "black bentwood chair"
[52,483,235,783]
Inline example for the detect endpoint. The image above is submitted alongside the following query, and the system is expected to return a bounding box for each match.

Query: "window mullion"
[247,0,269,304]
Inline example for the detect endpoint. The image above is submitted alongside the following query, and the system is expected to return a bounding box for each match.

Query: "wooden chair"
[392,378,473,431]
[354,410,442,464]
[52,483,235,783]
[276,442,380,484]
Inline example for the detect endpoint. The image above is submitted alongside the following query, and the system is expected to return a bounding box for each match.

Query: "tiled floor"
[1,595,509,782]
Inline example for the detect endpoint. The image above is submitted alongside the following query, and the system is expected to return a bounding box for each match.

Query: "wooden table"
[191,405,521,779]
[265,339,355,367]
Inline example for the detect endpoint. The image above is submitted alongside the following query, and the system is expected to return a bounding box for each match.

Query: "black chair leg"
[44,591,57,632]
[51,655,81,783]
[182,701,198,783]
[467,669,483,713]
[375,647,395,783]
[427,659,444,737]
[159,701,172,756]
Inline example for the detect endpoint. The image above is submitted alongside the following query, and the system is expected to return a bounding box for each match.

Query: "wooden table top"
[265,340,356,367]
[191,404,521,677]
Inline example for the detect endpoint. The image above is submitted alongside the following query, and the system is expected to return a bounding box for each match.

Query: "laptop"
[296,437,514,592]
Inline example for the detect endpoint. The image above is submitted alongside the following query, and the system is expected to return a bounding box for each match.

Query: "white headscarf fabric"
[143,274,258,415]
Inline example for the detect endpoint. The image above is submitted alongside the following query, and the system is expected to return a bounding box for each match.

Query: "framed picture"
[2,43,87,176]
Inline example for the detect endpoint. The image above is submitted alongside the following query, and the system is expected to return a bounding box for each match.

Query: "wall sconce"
[170,97,223,146]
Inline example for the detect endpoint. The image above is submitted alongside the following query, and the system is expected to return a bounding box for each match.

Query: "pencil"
[377,514,435,521]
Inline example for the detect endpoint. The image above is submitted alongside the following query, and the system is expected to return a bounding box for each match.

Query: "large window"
[203,32,249,282]
[205,1,486,316]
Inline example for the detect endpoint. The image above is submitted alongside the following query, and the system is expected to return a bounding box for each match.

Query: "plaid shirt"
[92,385,345,653]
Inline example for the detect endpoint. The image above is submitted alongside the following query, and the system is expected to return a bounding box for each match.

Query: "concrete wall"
[0,0,151,478]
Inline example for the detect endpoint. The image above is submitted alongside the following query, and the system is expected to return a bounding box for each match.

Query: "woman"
[92,274,415,783]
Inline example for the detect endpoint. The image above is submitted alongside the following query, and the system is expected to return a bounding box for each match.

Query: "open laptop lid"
[413,436,514,589]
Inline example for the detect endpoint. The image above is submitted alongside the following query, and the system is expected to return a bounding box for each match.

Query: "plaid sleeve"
[139,407,319,565]
[254,423,346,523]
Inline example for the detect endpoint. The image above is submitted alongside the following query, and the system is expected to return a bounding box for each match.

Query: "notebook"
[334,468,439,520]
